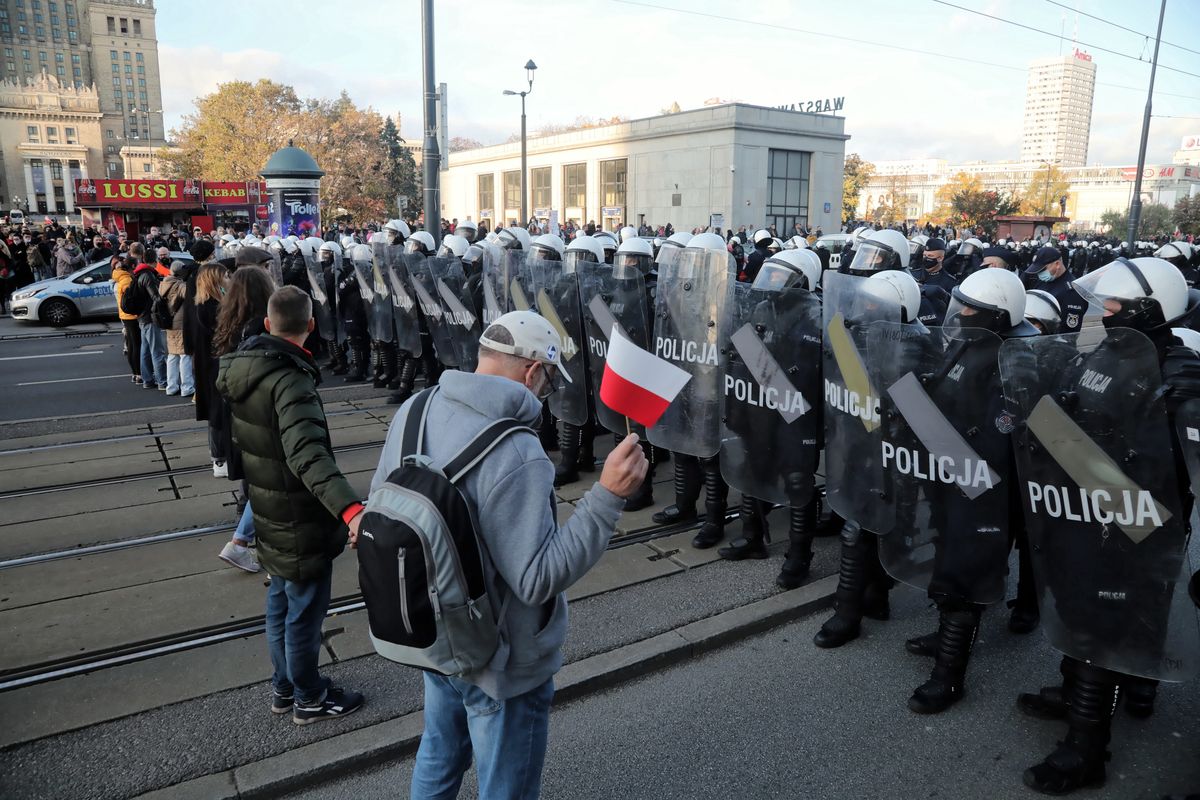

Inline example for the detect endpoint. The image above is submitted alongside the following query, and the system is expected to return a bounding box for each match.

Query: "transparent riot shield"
[869,323,1011,604]
[369,241,394,344]
[647,248,734,458]
[719,282,822,507]
[999,327,1199,681]
[431,256,482,372]
[386,245,422,357]
[350,247,376,338]
[303,249,338,345]
[1175,399,1200,500]
[480,249,513,326]
[266,250,283,285]
[578,261,652,435]
[406,253,460,368]
[507,251,537,313]
[821,270,900,535]
[528,255,590,426]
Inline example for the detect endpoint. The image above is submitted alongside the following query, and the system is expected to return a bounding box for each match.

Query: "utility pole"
[420,0,441,248]
[1127,0,1166,247]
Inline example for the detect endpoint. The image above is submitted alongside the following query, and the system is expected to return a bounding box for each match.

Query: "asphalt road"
[293,587,1200,800]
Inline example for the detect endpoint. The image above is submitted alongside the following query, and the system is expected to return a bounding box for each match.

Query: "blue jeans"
[233,500,255,546]
[138,321,167,387]
[411,674,555,800]
[166,352,194,395]
[265,560,332,705]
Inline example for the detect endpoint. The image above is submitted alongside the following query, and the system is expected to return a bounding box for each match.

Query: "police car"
[9,252,194,327]
[815,234,853,270]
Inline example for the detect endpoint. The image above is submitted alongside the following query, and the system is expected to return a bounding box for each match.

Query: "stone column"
[45,164,57,213]
[62,159,75,213]
[22,159,35,211]
[79,159,88,179]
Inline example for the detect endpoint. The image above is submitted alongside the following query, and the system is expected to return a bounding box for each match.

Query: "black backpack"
[358,387,533,676]
[151,282,175,329]
[120,268,156,316]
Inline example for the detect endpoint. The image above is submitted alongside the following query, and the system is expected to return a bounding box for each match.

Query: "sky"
[155,0,1200,167]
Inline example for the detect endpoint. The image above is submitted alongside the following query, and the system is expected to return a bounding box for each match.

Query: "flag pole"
[625,417,632,437]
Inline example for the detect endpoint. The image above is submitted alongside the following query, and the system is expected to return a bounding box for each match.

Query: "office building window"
[111,63,117,73]
[124,63,130,73]
[54,64,63,76]
[531,166,551,210]
[105,144,116,154]
[71,65,78,77]
[135,52,142,62]
[132,18,140,35]
[3,48,11,57]
[765,149,811,236]
[26,124,38,142]
[119,17,127,33]
[54,51,61,61]
[477,174,494,217]
[49,160,62,179]
[136,65,143,74]
[599,158,627,212]
[45,125,57,143]
[110,49,117,60]
[143,162,151,173]
[38,50,46,61]
[502,170,520,214]
[123,51,130,61]
[106,16,114,33]
[563,163,586,209]
[137,77,144,87]
[66,29,75,42]
[64,126,75,143]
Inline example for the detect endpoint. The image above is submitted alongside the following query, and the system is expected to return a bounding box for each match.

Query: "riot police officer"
[915,237,958,293]
[743,229,773,284]
[327,240,370,381]
[1155,240,1199,288]
[1023,246,1088,332]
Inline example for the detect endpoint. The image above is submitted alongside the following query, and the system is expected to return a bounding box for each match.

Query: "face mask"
[158,256,171,266]
[1037,268,1054,283]
[922,258,939,269]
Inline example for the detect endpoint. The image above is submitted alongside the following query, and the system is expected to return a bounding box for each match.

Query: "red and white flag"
[599,326,691,427]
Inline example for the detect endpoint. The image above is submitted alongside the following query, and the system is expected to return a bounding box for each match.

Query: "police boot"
[1122,676,1157,719]
[813,521,872,648]
[343,344,368,382]
[862,538,894,621]
[621,436,656,512]
[386,357,418,405]
[370,344,387,388]
[1008,534,1040,634]
[691,459,727,549]
[1018,656,1074,721]
[330,343,348,376]
[908,604,982,714]
[776,496,816,589]
[539,405,559,452]
[374,344,395,389]
[554,423,582,487]
[719,497,769,561]
[1023,663,1117,795]
[905,630,939,658]
[817,501,844,538]
[652,458,700,526]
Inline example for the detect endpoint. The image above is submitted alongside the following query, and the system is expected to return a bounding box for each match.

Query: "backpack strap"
[400,386,438,460]
[442,419,536,484]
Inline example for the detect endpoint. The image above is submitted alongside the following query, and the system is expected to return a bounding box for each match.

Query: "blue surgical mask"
[1037,268,1054,283]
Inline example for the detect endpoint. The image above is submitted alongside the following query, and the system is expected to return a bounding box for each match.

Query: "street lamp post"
[504,60,537,228]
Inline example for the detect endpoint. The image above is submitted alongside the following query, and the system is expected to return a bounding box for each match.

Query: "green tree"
[1174,195,1200,235]
[381,116,419,218]
[1099,203,1174,238]
[842,153,875,223]
[1021,165,1071,216]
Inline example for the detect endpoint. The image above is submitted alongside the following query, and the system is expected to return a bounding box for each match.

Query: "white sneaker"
[218,541,260,573]
[212,459,228,478]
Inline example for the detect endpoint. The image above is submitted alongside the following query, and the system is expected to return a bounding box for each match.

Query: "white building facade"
[1020,50,1097,167]
[440,103,848,234]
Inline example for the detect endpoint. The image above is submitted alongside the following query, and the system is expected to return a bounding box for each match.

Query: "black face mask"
[158,256,171,267]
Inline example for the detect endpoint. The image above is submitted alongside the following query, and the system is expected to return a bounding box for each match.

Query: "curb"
[0,324,118,340]
[133,575,837,800]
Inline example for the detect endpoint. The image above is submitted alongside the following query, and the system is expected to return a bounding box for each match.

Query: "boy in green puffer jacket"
[216,285,367,725]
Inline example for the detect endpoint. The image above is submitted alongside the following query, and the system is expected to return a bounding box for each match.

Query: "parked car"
[9,252,194,327]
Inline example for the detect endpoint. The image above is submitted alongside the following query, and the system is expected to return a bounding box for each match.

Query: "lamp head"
[503,89,518,96]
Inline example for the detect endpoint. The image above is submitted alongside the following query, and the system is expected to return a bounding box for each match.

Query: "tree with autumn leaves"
[161,79,417,222]
[924,172,1021,237]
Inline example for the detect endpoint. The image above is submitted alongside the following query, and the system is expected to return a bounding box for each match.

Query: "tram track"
[0,510,739,693]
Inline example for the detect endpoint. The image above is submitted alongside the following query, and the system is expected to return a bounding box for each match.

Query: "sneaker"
[218,541,259,573]
[166,390,179,396]
[212,459,228,478]
[143,382,157,390]
[271,691,294,715]
[293,687,364,726]
[157,384,167,391]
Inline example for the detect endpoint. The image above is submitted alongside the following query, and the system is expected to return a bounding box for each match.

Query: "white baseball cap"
[479,310,573,383]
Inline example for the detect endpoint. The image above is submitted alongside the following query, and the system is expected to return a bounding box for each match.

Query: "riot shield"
[266,250,283,285]
[999,328,1199,681]
[303,249,337,345]
[369,241,394,344]
[528,256,590,426]
[821,271,900,535]
[406,253,461,368]
[431,256,482,372]
[386,245,422,356]
[718,282,822,507]
[647,248,734,458]
[578,261,652,435]
[506,251,537,313]
[480,248,514,326]
[1175,399,1200,501]
[869,322,1011,604]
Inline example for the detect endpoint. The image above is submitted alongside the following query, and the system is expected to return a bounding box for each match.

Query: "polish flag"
[600,326,692,427]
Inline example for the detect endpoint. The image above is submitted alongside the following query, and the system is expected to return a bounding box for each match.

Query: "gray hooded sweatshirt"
[369,371,625,700]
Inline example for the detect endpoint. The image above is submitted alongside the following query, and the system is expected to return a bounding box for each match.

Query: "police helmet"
[614,237,654,277]
[455,219,477,242]
[847,228,910,275]
[385,219,411,242]
[959,237,985,258]
[1024,290,1063,334]
[565,235,605,265]
[339,234,356,251]
[946,268,1035,336]
[498,226,532,251]
[405,231,436,256]
[349,243,373,264]
[862,270,921,324]
[530,233,566,262]
[619,225,638,243]
[437,234,471,259]
[1155,241,1195,268]
[767,237,784,254]
[755,249,821,292]
[752,229,773,246]
[1074,256,1198,331]
[318,240,342,261]
[687,231,731,254]
[1172,327,1200,353]
[852,226,873,243]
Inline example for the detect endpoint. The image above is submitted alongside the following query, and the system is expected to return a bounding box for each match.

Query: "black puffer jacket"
[216,334,359,581]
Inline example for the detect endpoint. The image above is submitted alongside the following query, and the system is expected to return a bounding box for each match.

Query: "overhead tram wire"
[1042,0,1200,58]
[608,0,1200,103]
[928,0,1200,81]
